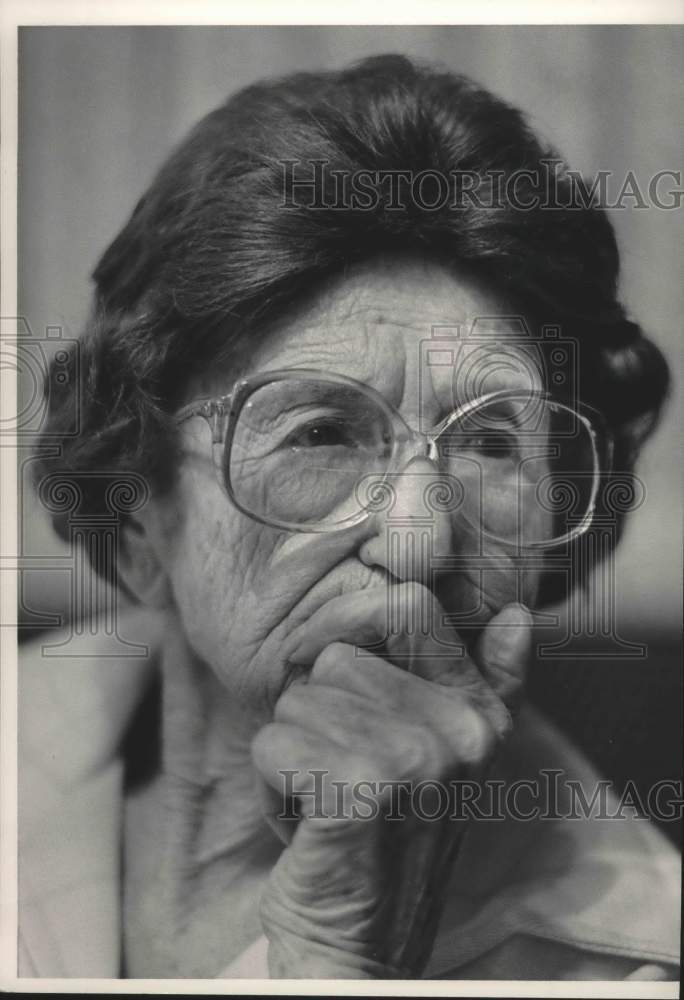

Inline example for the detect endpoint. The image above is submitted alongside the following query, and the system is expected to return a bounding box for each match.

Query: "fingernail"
[491,603,532,664]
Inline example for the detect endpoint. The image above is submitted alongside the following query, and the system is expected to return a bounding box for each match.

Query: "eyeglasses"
[175,369,612,549]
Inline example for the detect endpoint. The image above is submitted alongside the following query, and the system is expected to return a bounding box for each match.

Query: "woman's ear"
[117,515,173,609]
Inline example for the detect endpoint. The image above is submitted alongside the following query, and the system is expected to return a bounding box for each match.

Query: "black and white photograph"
[2,5,682,993]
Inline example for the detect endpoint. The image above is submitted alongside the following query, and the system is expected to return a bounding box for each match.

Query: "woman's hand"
[251,584,531,978]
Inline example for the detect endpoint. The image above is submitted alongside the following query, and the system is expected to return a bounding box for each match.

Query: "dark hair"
[35,53,670,602]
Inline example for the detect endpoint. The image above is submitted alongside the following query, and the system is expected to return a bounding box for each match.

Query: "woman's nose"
[357,457,457,585]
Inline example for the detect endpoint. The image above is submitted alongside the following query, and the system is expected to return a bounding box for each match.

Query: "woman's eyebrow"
[244,383,366,425]
[473,397,543,430]
[451,359,545,398]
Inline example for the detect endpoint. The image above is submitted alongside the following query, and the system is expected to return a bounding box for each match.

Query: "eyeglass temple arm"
[175,395,233,444]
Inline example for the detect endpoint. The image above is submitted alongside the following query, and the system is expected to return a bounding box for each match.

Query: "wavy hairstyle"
[34,54,670,603]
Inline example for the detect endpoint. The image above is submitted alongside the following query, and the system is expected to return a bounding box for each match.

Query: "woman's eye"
[458,432,518,458]
[287,420,355,449]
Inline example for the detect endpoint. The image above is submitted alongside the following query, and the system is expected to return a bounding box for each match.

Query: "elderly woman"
[20,55,679,980]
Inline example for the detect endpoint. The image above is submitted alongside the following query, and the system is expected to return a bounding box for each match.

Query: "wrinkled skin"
[254,588,530,977]
[129,255,543,977]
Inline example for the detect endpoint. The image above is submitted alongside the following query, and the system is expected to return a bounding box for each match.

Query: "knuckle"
[454,703,499,767]
[397,722,450,779]
[311,641,350,679]
[273,686,300,721]
[401,580,432,611]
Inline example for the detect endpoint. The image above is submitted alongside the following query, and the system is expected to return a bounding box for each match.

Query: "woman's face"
[145,256,547,723]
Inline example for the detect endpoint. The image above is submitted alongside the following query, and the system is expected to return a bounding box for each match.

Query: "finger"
[475,603,532,710]
[276,646,461,771]
[252,720,360,790]
[276,648,398,747]
[282,584,512,738]
[283,583,469,683]
[251,721,382,822]
[278,655,498,775]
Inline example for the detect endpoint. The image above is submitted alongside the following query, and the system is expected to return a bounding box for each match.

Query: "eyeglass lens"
[225,377,598,542]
